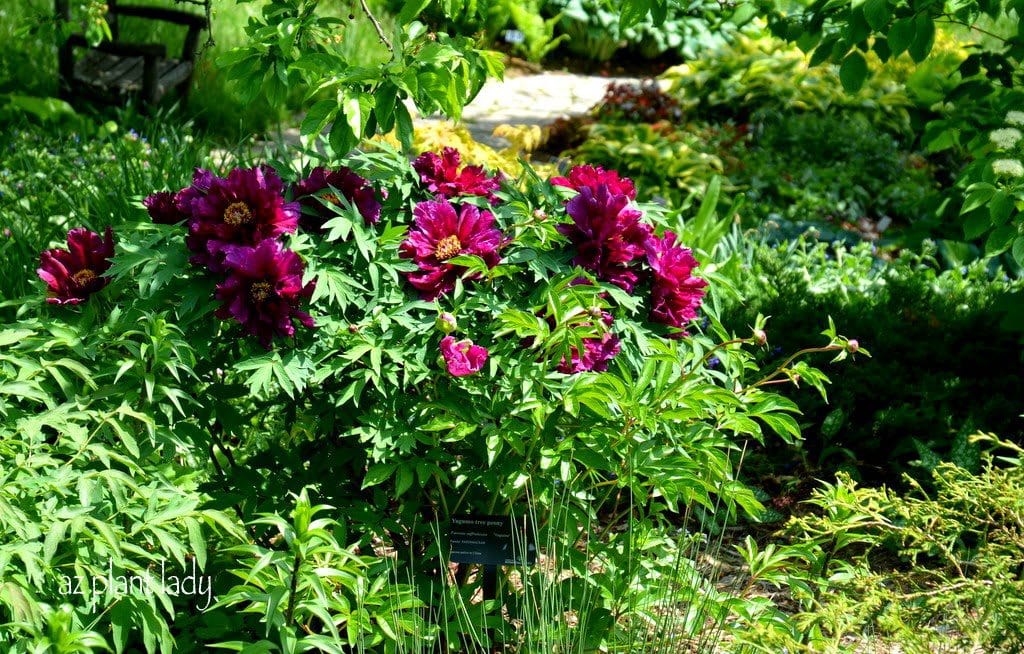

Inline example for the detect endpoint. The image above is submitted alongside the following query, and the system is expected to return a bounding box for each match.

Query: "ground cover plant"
[732,433,1024,653]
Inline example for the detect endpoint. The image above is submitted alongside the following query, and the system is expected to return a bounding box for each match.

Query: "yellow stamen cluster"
[249,281,274,303]
[434,235,462,261]
[223,202,254,226]
[71,269,97,286]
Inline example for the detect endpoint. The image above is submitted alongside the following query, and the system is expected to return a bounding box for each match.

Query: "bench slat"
[73,54,193,102]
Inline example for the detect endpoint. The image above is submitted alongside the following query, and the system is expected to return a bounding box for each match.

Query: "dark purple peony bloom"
[440,335,488,377]
[558,313,621,374]
[399,198,503,300]
[144,191,183,224]
[645,230,708,333]
[214,239,315,347]
[412,147,502,202]
[174,167,217,216]
[186,166,299,271]
[551,165,637,200]
[293,166,383,229]
[558,185,651,292]
[37,227,115,305]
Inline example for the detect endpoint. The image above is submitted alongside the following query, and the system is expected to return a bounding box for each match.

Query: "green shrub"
[0,131,864,650]
[734,112,940,227]
[723,237,1024,483]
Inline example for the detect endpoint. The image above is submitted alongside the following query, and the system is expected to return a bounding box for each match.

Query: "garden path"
[414,70,636,148]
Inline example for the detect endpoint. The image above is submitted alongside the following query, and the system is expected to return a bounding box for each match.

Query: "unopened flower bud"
[847,339,859,353]
[436,312,457,334]
[533,209,547,221]
[348,324,359,334]
[588,306,604,318]
[753,329,767,346]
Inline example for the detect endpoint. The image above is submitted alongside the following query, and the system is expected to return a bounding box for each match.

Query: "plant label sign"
[447,515,536,566]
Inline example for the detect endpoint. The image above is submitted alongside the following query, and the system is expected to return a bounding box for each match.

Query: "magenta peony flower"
[440,335,488,377]
[399,198,504,300]
[551,165,636,200]
[186,166,299,271]
[37,227,115,305]
[645,231,708,333]
[558,332,621,374]
[144,191,184,224]
[293,166,383,229]
[558,185,651,292]
[412,147,502,201]
[214,239,315,347]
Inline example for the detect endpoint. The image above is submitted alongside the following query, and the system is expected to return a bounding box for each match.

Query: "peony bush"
[1,141,861,651]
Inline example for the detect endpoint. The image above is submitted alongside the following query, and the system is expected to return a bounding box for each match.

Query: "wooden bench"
[55,0,208,106]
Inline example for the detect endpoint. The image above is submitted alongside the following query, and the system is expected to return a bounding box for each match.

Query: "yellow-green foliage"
[765,433,1024,653]
[568,122,726,206]
[661,33,965,135]
[377,121,557,179]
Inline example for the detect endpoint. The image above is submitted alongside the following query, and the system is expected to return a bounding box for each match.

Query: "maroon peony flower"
[645,230,708,333]
[399,198,503,300]
[440,335,488,377]
[558,313,621,374]
[144,191,183,224]
[558,185,651,292]
[551,165,637,200]
[412,147,502,202]
[173,167,217,218]
[214,239,315,347]
[37,227,115,305]
[186,166,299,271]
[146,168,218,225]
[293,166,383,229]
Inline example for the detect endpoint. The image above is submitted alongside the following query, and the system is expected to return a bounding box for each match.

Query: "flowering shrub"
[3,142,861,652]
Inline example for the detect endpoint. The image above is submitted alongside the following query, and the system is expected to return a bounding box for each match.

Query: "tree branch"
[358,0,393,54]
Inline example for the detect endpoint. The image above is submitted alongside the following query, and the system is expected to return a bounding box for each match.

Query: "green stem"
[749,344,843,389]
[284,549,302,627]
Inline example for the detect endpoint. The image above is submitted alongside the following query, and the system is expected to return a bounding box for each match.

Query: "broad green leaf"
[1012,236,1024,267]
[985,225,1015,255]
[362,462,397,488]
[908,14,935,63]
[888,17,914,56]
[300,100,335,137]
[963,210,991,240]
[863,0,890,31]
[397,0,432,24]
[839,51,868,92]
